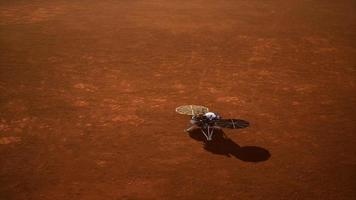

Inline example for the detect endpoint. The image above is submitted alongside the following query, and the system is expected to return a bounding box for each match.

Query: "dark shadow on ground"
[188,128,270,162]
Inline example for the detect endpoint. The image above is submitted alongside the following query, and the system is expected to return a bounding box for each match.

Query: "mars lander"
[176,105,249,141]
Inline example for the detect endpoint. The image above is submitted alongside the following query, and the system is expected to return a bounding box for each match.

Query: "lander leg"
[185,125,196,132]
[201,125,214,141]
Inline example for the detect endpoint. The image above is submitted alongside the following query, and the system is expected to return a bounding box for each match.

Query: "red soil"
[1,0,355,199]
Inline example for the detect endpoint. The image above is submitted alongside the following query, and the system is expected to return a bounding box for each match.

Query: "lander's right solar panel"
[215,119,249,129]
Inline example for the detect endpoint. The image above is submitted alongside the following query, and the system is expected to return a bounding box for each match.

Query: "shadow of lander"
[188,120,270,162]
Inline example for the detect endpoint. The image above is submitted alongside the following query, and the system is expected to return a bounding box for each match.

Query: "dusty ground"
[1,0,355,199]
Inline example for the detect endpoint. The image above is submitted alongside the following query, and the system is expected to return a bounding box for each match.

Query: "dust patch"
[216,96,245,104]
[173,82,186,94]
[3,99,28,113]
[0,136,21,145]
[111,114,144,126]
[0,117,43,133]
[0,4,70,25]
[150,97,167,108]
[73,83,98,92]
[118,80,135,93]
[73,100,89,107]
[303,36,338,55]
[0,119,11,132]
[101,99,121,111]
[151,155,192,165]
[293,84,317,94]
[121,178,165,199]
[95,160,108,167]
[249,38,281,63]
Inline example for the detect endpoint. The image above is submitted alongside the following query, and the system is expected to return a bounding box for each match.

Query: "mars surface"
[1,0,355,199]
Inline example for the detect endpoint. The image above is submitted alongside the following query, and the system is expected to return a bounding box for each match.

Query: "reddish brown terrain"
[1,0,355,199]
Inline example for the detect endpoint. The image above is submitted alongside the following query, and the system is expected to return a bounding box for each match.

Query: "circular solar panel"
[175,105,209,116]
